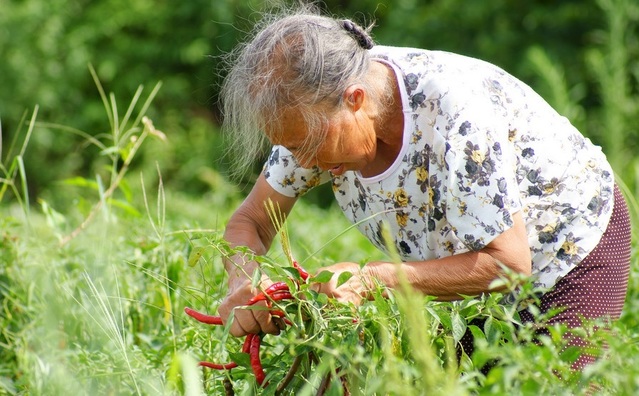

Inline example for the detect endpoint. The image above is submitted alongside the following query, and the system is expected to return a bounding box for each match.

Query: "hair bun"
[341,19,374,50]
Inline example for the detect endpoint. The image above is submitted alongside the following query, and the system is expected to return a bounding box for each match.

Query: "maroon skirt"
[518,184,632,369]
[460,184,632,371]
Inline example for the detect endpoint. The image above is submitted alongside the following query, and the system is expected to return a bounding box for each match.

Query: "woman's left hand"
[311,262,376,306]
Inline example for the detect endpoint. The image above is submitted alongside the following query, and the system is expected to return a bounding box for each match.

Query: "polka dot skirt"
[459,184,632,372]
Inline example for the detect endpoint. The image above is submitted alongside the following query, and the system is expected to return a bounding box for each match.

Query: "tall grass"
[0,106,37,220]
[4,189,635,395]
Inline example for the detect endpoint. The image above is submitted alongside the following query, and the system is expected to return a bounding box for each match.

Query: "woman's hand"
[217,269,284,337]
[311,262,376,306]
[218,174,298,337]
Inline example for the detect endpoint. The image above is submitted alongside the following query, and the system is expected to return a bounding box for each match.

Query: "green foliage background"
[1,0,638,203]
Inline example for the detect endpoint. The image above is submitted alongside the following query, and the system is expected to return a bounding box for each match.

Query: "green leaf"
[187,246,207,267]
[488,277,508,290]
[282,265,303,281]
[39,198,67,228]
[119,178,133,202]
[560,345,581,365]
[437,310,452,330]
[336,271,353,288]
[451,311,467,344]
[107,198,141,217]
[251,268,262,288]
[60,176,99,190]
[470,345,491,368]
[310,270,334,284]
[100,146,121,157]
[228,352,251,368]
[314,292,329,305]
[424,305,442,325]
[484,316,503,344]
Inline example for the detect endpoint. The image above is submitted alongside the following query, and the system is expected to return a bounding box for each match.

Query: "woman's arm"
[217,173,298,336]
[316,211,532,302]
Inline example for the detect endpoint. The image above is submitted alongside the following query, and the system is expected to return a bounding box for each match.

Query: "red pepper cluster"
[184,262,310,386]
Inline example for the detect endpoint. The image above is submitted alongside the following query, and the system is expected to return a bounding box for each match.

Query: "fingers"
[218,283,286,337]
[272,316,287,330]
[217,272,301,337]
[226,303,282,336]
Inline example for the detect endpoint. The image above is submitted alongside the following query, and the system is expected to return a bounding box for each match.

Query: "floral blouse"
[263,46,614,290]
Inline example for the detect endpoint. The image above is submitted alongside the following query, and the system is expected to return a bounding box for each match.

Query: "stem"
[223,377,235,396]
[316,371,332,396]
[275,354,304,394]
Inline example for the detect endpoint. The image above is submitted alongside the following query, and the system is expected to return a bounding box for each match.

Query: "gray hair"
[220,4,379,177]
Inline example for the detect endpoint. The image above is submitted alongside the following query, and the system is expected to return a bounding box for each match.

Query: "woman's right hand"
[218,174,298,337]
[216,270,283,337]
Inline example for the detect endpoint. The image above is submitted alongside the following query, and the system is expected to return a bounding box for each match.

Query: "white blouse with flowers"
[263,46,614,290]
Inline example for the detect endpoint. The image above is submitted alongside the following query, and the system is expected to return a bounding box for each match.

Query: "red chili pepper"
[242,336,252,353]
[269,309,286,318]
[184,307,223,325]
[266,291,294,302]
[248,290,293,305]
[197,333,253,371]
[186,260,311,388]
[199,361,238,370]
[270,310,293,327]
[248,334,266,385]
[293,261,309,281]
[264,281,290,295]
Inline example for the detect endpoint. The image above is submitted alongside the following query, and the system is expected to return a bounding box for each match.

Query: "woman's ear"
[343,85,365,111]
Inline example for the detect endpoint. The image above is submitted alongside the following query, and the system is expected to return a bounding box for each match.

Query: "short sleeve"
[434,95,523,251]
[262,145,332,197]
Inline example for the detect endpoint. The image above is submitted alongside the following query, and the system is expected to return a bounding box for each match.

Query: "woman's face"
[266,89,378,176]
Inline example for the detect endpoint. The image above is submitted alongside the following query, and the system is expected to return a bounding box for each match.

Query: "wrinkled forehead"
[263,107,306,144]
[263,106,329,153]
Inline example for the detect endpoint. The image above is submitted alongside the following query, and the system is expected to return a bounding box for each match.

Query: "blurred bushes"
[0,0,248,129]
[0,0,261,205]
[1,0,638,208]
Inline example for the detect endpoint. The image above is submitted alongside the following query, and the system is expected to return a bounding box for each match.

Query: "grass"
[1,164,638,395]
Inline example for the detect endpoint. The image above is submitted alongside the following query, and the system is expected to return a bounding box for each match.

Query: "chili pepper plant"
[181,202,610,395]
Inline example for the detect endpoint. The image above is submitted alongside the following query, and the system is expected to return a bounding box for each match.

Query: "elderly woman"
[215,6,631,371]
